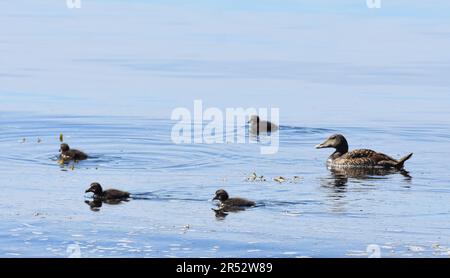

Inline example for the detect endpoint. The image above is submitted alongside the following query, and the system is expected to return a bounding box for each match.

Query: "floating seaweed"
[247,172,257,182]
[247,173,302,184]
[246,172,267,182]
[273,176,287,183]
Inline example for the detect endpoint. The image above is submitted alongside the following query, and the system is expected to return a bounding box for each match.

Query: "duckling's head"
[60,143,70,152]
[85,182,103,195]
[248,115,260,124]
[213,189,229,202]
[316,134,349,152]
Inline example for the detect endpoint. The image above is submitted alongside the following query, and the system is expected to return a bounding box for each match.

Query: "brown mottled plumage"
[316,134,413,169]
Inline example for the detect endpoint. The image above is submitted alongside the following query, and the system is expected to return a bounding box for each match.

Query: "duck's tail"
[396,153,413,169]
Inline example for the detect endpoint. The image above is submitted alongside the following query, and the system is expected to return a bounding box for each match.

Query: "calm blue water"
[1,0,450,258]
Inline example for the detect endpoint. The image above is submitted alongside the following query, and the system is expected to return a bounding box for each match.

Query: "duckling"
[85,182,130,201]
[248,115,278,135]
[213,189,255,210]
[316,134,413,169]
[59,143,88,161]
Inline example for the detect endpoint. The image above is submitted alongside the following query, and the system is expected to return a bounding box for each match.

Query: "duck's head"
[85,182,103,195]
[213,189,229,202]
[60,143,70,152]
[316,134,349,151]
[248,115,260,124]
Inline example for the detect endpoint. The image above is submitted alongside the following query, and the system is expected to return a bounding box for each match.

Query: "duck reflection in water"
[84,198,129,211]
[323,166,412,187]
[212,206,248,220]
[320,166,412,213]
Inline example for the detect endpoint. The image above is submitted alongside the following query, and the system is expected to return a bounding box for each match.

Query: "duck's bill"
[85,189,92,193]
[212,196,219,201]
[315,141,331,149]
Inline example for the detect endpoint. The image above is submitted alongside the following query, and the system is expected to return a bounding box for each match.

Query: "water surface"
[1,0,450,257]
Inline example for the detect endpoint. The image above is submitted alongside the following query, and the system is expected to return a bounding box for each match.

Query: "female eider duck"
[248,115,278,135]
[59,143,88,161]
[213,189,256,210]
[85,182,130,201]
[316,134,413,169]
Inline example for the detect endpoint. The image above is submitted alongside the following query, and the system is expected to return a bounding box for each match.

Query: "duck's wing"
[73,150,88,160]
[225,198,256,208]
[346,149,395,160]
[338,149,396,167]
[105,189,130,199]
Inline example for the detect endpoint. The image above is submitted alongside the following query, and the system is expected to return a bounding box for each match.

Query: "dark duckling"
[85,182,130,201]
[213,189,256,210]
[248,115,278,135]
[59,143,88,161]
[316,134,413,169]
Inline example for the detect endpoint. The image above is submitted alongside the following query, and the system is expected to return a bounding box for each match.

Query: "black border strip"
[1,259,449,275]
